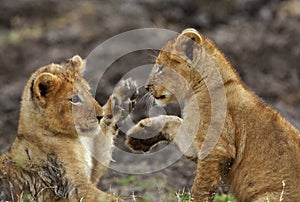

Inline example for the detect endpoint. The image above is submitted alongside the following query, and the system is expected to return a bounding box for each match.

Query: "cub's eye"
[69,95,82,105]
[156,65,164,74]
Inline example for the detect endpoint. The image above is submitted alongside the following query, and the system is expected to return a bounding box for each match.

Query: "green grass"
[175,191,237,202]
[176,190,194,202]
[213,193,236,202]
[115,176,136,186]
[111,175,238,202]
[134,181,156,189]
[23,193,32,202]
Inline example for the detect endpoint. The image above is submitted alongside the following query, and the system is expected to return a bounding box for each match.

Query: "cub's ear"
[175,28,203,62]
[33,72,61,106]
[66,55,86,75]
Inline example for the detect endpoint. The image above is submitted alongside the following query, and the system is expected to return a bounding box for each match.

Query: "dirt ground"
[0,0,299,201]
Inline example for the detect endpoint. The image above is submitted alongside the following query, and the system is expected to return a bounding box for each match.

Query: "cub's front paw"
[111,78,138,124]
[126,118,170,152]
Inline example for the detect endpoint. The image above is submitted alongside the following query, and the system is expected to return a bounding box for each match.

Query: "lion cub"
[126,29,300,201]
[0,55,136,201]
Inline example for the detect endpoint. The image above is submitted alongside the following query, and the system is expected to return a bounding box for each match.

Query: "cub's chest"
[79,137,94,178]
[84,150,93,178]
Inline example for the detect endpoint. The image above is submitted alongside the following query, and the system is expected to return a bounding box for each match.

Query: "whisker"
[139,92,150,103]
[146,93,156,109]
[140,92,155,110]
[145,93,152,110]
[143,49,159,63]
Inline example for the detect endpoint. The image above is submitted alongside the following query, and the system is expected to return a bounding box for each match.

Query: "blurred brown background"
[0,0,299,201]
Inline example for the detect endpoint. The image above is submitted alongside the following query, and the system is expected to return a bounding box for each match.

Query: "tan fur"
[0,55,128,201]
[126,29,300,201]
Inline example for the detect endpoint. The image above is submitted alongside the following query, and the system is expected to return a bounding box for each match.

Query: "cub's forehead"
[74,77,91,91]
[34,63,90,89]
[157,46,186,65]
[161,38,177,52]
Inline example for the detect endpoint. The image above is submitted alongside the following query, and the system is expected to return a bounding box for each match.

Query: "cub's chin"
[151,88,180,107]
[154,98,168,107]
[76,125,101,137]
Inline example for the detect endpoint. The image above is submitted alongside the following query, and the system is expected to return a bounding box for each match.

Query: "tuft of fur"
[126,29,300,201]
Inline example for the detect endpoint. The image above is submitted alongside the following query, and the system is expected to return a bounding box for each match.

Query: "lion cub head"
[145,29,224,106]
[19,55,103,138]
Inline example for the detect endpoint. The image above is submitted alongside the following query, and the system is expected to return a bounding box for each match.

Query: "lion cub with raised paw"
[126,29,300,201]
[0,55,136,201]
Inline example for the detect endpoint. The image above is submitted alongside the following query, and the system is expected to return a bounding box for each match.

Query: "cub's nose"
[96,115,103,121]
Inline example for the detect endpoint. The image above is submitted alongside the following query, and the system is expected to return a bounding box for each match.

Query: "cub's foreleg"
[90,78,138,185]
[192,156,224,201]
[126,115,182,152]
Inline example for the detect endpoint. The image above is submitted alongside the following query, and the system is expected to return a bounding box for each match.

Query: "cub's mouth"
[152,91,174,107]
[145,84,173,106]
[154,95,166,100]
